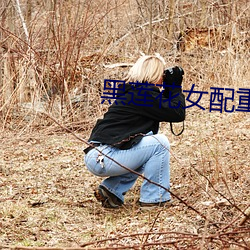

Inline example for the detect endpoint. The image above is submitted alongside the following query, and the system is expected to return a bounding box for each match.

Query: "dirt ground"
[0,108,249,249]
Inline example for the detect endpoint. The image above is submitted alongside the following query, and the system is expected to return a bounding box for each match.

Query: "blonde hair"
[126,55,165,84]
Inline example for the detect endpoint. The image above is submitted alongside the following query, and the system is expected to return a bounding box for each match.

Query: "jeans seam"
[85,134,171,204]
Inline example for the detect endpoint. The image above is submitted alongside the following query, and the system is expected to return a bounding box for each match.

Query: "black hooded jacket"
[87,83,186,149]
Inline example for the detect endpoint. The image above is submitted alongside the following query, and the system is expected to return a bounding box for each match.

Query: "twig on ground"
[41,111,215,225]
[239,207,250,226]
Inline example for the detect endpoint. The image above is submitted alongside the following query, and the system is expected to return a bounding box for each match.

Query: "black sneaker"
[139,200,172,210]
[94,186,123,208]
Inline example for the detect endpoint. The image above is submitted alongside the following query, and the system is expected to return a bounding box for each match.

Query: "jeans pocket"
[84,145,112,176]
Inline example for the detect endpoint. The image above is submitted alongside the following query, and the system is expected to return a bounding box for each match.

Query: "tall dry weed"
[0,0,249,130]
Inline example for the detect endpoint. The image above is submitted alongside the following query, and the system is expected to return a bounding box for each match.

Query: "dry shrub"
[0,2,249,247]
[0,0,249,131]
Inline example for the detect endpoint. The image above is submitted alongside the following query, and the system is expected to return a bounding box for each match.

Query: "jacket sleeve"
[141,87,186,122]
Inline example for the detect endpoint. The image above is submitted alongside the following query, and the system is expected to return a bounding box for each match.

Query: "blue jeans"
[84,134,170,204]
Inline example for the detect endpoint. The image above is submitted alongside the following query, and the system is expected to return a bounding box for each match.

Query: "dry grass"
[0,107,249,249]
[0,0,249,249]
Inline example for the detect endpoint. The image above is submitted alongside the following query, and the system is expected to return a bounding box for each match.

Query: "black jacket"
[87,83,186,149]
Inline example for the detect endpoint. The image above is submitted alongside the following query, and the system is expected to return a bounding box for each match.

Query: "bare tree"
[147,0,153,53]
[0,0,15,117]
[13,0,38,104]
[168,0,175,42]
[200,0,207,27]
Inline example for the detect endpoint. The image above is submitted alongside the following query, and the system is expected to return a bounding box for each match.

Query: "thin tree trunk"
[1,0,15,112]
[14,0,30,45]
[25,0,32,31]
[168,0,175,42]
[13,0,38,104]
[147,0,153,54]
[200,0,207,27]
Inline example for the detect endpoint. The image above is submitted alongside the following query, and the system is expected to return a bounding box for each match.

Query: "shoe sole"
[94,187,121,209]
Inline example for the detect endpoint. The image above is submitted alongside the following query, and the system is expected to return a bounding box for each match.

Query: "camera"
[163,66,184,87]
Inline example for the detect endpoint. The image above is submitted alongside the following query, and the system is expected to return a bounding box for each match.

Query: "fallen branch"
[103,62,134,68]
[190,163,247,217]
[0,247,86,250]
[1,228,249,249]
[239,207,250,226]
[40,111,215,225]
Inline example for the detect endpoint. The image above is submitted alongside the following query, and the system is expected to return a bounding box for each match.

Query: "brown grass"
[0,0,249,249]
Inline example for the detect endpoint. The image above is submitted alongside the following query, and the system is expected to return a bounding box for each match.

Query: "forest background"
[0,0,249,249]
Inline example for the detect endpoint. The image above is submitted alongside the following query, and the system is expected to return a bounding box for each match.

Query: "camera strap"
[170,121,184,136]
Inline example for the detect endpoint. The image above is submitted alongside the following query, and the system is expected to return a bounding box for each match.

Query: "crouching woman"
[84,55,186,209]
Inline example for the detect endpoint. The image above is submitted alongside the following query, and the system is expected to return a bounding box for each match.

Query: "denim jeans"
[84,134,170,204]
